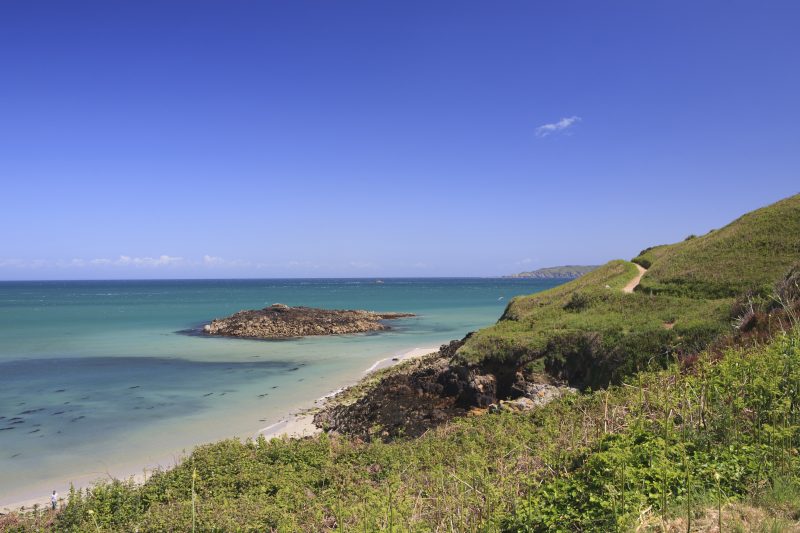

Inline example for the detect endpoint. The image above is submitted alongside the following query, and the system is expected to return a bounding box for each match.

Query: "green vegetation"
[4,193,800,532]
[458,260,732,389]
[507,329,800,531]
[634,194,800,298]
[459,195,800,390]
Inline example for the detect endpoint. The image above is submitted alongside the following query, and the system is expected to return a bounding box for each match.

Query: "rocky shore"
[314,337,576,441]
[204,304,415,339]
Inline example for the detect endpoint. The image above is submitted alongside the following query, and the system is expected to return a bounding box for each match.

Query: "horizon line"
[0,275,566,283]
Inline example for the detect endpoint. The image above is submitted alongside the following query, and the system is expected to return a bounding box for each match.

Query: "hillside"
[504,265,599,279]
[633,194,800,298]
[459,260,732,389]
[6,194,800,532]
[458,194,800,389]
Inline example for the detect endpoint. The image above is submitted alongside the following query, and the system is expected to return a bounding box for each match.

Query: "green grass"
[457,260,732,389]
[634,194,800,298]
[505,328,800,532]
[457,194,800,388]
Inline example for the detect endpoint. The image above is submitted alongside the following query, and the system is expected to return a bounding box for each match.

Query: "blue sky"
[1,1,798,279]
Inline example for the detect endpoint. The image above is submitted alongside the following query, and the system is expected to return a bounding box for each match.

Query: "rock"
[518,382,577,406]
[466,374,496,407]
[204,304,415,339]
[489,383,577,413]
[314,354,467,442]
[312,331,578,442]
[504,397,537,411]
[489,397,536,413]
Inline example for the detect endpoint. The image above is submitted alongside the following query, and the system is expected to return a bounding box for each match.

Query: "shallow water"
[0,278,562,502]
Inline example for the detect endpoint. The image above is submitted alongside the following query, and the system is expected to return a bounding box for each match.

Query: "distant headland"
[503,265,599,279]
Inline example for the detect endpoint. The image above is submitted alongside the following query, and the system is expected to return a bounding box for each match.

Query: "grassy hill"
[458,194,800,390]
[5,194,800,532]
[458,260,732,389]
[633,194,800,298]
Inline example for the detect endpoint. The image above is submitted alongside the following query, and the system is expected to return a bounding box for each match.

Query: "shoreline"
[253,346,439,441]
[0,345,439,514]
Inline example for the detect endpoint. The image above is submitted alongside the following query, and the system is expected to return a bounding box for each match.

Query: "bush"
[506,330,800,532]
[776,262,800,305]
[563,292,591,312]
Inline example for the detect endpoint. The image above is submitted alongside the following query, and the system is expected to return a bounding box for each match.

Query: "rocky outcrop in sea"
[204,304,415,339]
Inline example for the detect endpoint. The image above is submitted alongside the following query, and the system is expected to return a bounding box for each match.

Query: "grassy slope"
[457,194,800,389]
[457,260,731,388]
[634,194,800,298]
[506,329,800,531]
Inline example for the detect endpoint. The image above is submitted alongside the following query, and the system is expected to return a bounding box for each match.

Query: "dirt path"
[623,263,647,293]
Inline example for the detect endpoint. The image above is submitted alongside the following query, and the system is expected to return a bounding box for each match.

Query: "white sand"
[0,345,439,514]
[363,346,438,373]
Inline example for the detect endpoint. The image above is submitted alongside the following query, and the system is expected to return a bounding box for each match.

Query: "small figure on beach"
[50,490,57,510]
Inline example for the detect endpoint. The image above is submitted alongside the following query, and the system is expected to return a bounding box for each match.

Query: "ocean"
[0,278,562,503]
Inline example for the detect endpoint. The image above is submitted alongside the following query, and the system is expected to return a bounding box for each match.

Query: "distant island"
[504,265,599,279]
[204,303,415,339]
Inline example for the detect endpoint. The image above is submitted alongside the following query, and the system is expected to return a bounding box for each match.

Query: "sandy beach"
[0,345,438,514]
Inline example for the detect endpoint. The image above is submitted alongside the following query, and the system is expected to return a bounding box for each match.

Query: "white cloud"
[111,255,184,267]
[1,255,186,270]
[0,258,47,268]
[536,116,581,137]
[0,255,273,274]
[286,260,320,269]
[348,261,374,269]
[203,255,252,268]
[53,258,87,268]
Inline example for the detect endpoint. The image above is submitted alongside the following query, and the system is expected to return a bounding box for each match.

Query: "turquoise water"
[0,278,561,502]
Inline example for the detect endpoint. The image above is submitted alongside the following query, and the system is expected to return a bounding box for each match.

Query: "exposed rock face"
[314,355,467,441]
[315,337,576,442]
[204,304,415,339]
